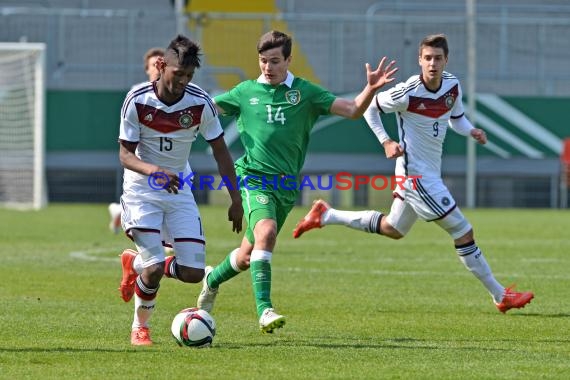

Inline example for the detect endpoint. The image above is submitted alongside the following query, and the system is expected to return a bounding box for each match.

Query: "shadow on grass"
[218,337,513,351]
[508,312,570,318]
[0,347,154,353]
[4,330,568,353]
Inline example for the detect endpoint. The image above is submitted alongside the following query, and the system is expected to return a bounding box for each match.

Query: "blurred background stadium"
[0,0,569,209]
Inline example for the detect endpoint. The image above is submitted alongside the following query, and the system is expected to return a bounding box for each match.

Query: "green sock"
[207,250,240,289]
[250,259,272,318]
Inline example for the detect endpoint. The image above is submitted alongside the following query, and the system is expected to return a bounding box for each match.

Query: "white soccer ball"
[171,307,216,348]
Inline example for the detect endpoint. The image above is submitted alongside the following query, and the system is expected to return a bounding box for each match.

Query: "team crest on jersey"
[285,90,301,105]
[178,112,193,128]
[444,95,455,109]
[255,195,269,205]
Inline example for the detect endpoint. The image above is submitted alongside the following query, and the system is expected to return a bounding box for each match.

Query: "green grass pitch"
[1,204,569,379]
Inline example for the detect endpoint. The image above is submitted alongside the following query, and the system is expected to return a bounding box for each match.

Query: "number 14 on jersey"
[266,105,286,125]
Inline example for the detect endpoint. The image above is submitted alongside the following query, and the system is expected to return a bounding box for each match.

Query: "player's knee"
[435,207,472,240]
[380,220,405,239]
[142,262,165,285]
[176,266,204,283]
[385,228,404,240]
[383,210,414,239]
[253,220,277,248]
[454,229,474,245]
[171,242,206,281]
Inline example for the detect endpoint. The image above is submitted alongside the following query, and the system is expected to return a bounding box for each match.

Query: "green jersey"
[215,74,336,176]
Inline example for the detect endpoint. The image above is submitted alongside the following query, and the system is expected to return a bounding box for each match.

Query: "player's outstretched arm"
[330,57,398,119]
[366,57,399,91]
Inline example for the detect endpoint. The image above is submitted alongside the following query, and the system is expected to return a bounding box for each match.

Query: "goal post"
[0,42,47,210]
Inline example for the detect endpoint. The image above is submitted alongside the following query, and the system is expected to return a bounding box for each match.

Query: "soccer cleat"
[130,327,152,346]
[293,199,330,238]
[108,202,122,234]
[259,308,286,334]
[119,249,138,302]
[495,285,534,313]
[197,266,218,313]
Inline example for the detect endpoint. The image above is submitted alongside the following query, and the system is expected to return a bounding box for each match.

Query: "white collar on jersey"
[256,71,294,88]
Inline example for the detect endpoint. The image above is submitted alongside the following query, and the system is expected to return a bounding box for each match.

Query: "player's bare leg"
[294,199,384,238]
[452,227,534,313]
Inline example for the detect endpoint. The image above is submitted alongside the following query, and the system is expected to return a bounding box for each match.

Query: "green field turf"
[1,204,569,379]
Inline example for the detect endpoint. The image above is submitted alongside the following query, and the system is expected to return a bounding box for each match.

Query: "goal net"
[0,43,47,209]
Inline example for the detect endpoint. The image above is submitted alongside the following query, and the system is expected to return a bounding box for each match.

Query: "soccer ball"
[171,307,216,348]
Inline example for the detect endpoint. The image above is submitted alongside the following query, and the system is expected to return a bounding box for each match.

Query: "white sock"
[229,248,242,272]
[323,209,382,233]
[456,243,504,303]
[132,276,158,329]
[132,294,156,329]
[251,249,272,262]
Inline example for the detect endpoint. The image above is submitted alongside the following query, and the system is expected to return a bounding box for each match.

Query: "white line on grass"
[282,266,570,280]
[69,248,123,262]
[69,248,569,279]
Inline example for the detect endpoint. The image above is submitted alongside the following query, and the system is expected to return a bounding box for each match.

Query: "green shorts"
[237,171,299,244]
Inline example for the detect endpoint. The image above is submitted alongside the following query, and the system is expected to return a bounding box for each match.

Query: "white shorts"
[120,190,205,254]
[386,177,471,239]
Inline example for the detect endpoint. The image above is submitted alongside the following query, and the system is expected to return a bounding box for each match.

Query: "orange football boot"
[293,199,330,238]
[119,249,138,302]
[131,327,152,346]
[495,285,534,313]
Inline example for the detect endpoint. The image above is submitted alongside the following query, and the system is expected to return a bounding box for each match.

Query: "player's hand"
[228,200,243,233]
[151,168,180,194]
[471,128,487,144]
[366,57,398,90]
[382,139,404,159]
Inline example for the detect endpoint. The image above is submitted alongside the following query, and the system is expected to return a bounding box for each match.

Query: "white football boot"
[259,308,286,334]
[197,266,218,313]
